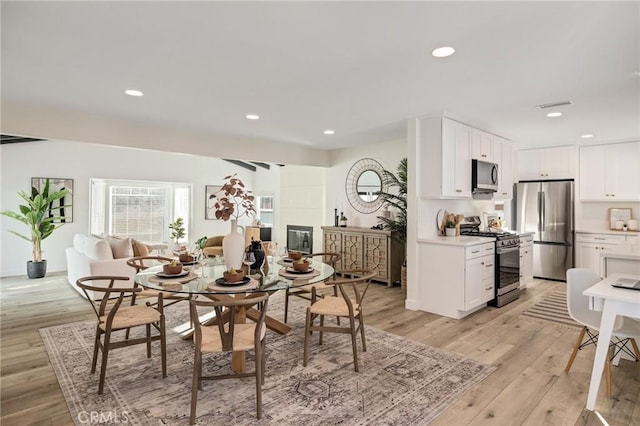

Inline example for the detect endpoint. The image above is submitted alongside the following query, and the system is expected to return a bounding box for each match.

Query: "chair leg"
[261,337,266,386]
[91,326,101,374]
[631,338,640,360]
[349,315,359,372]
[98,332,111,394]
[605,346,613,398]
[319,315,324,345]
[284,288,290,323]
[303,308,312,367]
[190,350,201,425]
[565,326,587,372]
[160,315,167,378]
[255,341,263,419]
[146,324,152,358]
[358,310,367,352]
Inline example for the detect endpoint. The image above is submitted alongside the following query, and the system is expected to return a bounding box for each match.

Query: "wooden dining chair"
[76,276,167,394]
[303,269,376,372]
[283,252,341,323]
[126,256,191,309]
[189,292,270,423]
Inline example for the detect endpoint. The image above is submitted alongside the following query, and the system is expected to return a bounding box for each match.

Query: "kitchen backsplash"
[576,201,639,231]
[417,198,495,238]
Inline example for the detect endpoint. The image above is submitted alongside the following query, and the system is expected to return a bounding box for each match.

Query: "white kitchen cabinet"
[494,136,513,200]
[575,232,626,278]
[518,146,575,181]
[579,141,640,202]
[418,240,495,319]
[417,117,472,199]
[471,128,494,162]
[519,234,534,288]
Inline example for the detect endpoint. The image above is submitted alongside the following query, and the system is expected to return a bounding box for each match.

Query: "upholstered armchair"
[202,236,224,257]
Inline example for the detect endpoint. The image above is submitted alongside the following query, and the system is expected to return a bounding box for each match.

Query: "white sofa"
[66,234,137,300]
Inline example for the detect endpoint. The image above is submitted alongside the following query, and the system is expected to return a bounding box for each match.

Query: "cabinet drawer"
[481,256,495,279]
[576,233,625,245]
[520,234,534,246]
[483,277,495,302]
[466,243,495,259]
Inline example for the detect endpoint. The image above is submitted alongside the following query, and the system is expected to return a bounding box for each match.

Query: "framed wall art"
[609,208,631,230]
[205,185,222,220]
[31,177,73,223]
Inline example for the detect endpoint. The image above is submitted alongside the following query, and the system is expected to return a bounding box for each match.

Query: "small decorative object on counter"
[334,208,339,227]
[445,221,457,237]
[340,212,348,227]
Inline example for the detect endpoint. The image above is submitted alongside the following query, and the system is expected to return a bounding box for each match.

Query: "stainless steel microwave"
[472,159,498,193]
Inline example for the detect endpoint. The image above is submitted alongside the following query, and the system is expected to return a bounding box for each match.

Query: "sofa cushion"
[106,236,133,259]
[85,236,114,261]
[73,233,86,252]
[131,239,151,257]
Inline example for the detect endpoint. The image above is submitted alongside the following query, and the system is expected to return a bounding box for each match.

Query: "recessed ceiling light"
[323,129,335,135]
[581,134,594,139]
[432,46,455,58]
[124,89,143,97]
[546,112,562,118]
[246,114,259,120]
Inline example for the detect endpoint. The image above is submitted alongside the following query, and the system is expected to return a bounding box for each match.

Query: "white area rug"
[40,294,495,425]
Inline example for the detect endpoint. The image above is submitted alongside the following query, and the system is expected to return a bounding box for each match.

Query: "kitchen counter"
[417,236,496,247]
[576,229,640,237]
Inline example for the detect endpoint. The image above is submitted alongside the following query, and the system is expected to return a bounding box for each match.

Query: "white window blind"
[90,179,191,244]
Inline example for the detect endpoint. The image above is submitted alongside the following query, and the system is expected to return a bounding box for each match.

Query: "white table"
[583,273,640,410]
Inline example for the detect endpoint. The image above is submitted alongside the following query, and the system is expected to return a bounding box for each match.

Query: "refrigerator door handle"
[537,191,542,232]
[540,191,547,232]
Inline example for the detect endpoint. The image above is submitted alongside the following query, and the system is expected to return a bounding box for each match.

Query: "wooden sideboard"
[321,226,403,287]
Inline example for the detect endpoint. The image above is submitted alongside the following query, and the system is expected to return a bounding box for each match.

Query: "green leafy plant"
[446,220,456,229]
[168,217,186,244]
[377,158,407,247]
[195,236,208,251]
[209,174,255,221]
[0,178,70,262]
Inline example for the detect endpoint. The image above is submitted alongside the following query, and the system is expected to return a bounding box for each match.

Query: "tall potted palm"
[1,178,70,278]
[377,158,407,291]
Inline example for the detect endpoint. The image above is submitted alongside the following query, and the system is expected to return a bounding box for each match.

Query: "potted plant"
[0,178,70,278]
[376,158,407,289]
[208,174,256,270]
[168,217,186,249]
[445,220,457,237]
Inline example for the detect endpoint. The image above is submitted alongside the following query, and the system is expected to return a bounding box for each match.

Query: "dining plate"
[285,266,315,274]
[215,276,251,286]
[156,270,190,278]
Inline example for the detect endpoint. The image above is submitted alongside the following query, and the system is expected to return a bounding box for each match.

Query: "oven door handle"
[497,246,519,254]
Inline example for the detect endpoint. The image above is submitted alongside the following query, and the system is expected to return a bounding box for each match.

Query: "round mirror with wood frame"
[345,158,386,214]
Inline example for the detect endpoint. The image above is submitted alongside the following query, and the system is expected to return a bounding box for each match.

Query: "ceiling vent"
[536,100,574,109]
[1,134,47,144]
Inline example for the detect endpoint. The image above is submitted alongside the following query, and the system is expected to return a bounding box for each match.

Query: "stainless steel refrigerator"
[513,180,574,281]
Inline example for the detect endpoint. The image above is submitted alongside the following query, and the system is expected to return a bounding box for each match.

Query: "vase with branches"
[209,174,256,270]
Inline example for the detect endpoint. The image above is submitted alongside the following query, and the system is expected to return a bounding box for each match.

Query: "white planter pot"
[445,228,456,237]
[222,219,245,270]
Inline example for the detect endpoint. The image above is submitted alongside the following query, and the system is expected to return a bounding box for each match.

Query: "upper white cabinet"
[518,146,575,181]
[493,135,513,200]
[471,129,494,162]
[579,141,640,202]
[417,117,472,199]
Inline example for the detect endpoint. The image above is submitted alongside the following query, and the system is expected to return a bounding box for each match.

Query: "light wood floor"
[1,273,638,425]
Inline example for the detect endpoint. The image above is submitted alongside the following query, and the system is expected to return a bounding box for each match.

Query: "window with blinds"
[90,179,191,244]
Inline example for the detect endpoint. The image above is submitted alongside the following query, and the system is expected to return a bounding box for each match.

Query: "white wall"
[328,140,407,228]
[0,140,275,277]
[279,165,327,254]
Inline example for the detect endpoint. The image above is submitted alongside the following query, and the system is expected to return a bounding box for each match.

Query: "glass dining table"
[135,256,334,373]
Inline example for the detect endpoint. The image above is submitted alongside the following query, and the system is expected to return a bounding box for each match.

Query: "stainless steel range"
[460,216,521,307]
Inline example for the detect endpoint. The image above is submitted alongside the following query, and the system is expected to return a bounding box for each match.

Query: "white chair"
[564,268,640,397]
